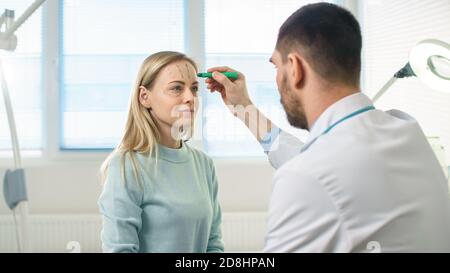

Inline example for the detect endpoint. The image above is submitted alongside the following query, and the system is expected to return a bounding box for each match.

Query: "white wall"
[0,158,274,215]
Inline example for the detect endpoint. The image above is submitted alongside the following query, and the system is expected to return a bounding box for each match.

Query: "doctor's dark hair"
[276,3,362,86]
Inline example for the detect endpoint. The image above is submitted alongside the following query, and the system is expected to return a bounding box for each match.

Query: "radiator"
[0,212,267,253]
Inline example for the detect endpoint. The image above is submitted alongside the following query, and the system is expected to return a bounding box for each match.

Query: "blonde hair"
[100,51,198,187]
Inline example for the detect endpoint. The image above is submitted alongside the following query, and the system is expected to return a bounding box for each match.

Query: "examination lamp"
[1,0,47,253]
[373,39,450,102]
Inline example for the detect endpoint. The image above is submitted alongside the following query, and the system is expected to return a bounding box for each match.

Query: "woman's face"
[139,60,199,138]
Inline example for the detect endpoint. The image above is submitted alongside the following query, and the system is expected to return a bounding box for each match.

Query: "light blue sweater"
[98,142,224,253]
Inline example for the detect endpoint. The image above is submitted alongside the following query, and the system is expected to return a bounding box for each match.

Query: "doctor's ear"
[287,53,304,89]
[139,86,152,110]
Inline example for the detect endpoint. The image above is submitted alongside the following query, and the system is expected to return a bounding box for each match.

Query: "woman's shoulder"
[106,150,147,172]
[107,151,128,166]
[102,151,144,201]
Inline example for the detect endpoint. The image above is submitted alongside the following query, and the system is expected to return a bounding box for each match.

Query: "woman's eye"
[192,86,199,93]
[171,85,183,92]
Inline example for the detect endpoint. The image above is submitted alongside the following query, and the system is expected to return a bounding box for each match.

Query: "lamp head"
[409,39,450,93]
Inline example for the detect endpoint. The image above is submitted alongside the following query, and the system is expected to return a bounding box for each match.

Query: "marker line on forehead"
[176,64,185,79]
[185,63,191,74]
[185,64,197,80]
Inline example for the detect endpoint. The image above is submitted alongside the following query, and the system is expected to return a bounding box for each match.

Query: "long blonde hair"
[100,51,198,187]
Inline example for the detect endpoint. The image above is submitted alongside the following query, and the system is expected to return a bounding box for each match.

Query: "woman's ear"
[139,86,152,110]
[287,53,304,89]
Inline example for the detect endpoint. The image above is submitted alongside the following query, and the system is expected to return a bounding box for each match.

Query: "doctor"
[204,3,450,252]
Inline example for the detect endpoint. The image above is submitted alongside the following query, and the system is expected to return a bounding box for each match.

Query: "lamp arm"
[372,62,417,103]
[372,76,398,103]
[0,0,47,254]
[3,0,47,38]
[0,57,30,253]
[0,60,22,168]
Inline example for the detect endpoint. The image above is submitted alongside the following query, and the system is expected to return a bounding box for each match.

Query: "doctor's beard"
[279,75,309,130]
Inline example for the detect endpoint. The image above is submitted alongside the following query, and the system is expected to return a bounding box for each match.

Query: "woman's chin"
[170,118,195,141]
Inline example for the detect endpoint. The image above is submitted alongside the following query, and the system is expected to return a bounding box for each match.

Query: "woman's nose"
[183,87,195,103]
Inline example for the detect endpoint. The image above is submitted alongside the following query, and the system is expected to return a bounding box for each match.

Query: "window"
[61,0,185,149]
[0,0,42,151]
[203,0,333,157]
[10,0,447,162]
[60,0,326,156]
[362,0,450,164]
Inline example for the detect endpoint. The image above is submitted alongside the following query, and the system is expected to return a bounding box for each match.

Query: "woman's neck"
[158,123,182,149]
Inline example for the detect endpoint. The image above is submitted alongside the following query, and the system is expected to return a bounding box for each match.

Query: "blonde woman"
[98,51,224,253]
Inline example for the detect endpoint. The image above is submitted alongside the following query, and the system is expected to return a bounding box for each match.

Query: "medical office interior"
[0,0,449,253]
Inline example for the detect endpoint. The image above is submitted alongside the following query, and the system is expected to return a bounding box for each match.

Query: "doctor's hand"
[205,66,275,143]
[205,66,253,108]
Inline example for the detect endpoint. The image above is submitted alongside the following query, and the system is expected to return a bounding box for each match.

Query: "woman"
[98,51,224,253]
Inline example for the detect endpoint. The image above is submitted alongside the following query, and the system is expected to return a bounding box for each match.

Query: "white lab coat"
[261,93,450,252]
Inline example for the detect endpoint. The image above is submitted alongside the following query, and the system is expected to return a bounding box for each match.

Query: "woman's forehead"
[162,61,197,80]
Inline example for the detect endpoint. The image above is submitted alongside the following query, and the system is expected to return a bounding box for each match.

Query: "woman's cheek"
[151,103,176,125]
[169,102,185,124]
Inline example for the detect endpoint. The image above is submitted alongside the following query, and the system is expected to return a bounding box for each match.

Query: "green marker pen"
[197,72,238,80]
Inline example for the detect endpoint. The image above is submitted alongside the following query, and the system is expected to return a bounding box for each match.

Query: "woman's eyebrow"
[168,80,199,85]
[168,80,185,84]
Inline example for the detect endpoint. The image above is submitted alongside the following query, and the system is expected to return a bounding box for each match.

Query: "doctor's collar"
[305,92,373,143]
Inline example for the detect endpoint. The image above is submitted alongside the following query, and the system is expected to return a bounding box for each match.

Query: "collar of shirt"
[155,141,190,163]
[304,92,374,148]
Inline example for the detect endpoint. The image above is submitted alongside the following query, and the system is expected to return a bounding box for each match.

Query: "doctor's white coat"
[261,93,450,252]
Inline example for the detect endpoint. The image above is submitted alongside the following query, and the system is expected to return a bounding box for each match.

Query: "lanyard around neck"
[301,105,376,153]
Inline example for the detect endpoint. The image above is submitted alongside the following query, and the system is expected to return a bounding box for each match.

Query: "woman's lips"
[178,109,195,113]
